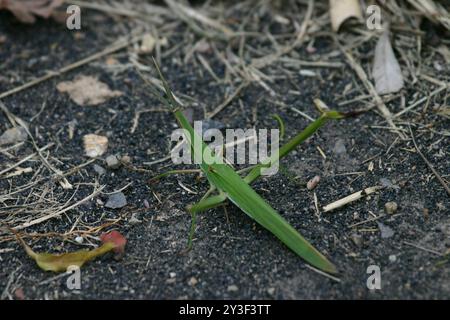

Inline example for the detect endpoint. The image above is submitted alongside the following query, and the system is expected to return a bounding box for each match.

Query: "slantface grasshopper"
[142,58,350,274]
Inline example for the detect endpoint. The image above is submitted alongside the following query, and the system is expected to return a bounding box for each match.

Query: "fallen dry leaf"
[10,228,126,272]
[0,0,63,24]
[57,76,122,106]
[83,134,108,158]
[23,243,116,272]
[373,28,404,95]
[329,0,363,31]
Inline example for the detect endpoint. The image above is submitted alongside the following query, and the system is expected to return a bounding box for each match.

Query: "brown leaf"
[57,76,123,106]
[0,0,63,24]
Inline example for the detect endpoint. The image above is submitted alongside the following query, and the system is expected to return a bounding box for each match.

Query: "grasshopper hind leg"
[178,210,198,255]
[180,189,227,254]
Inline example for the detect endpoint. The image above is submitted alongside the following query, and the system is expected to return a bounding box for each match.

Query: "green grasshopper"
[143,58,349,274]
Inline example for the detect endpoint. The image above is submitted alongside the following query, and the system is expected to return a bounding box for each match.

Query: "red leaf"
[100,230,127,256]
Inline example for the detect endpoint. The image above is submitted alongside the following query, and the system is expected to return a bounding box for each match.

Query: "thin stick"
[305,264,341,282]
[409,126,450,196]
[348,214,385,228]
[323,186,381,213]
[290,107,315,122]
[403,241,443,256]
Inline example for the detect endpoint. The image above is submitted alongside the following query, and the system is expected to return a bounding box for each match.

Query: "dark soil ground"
[0,3,449,300]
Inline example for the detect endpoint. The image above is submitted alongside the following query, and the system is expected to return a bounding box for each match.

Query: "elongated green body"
[174,108,337,274]
[150,59,337,274]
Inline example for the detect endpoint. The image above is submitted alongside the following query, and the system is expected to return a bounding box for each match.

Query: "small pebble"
[385,201,398,214]
[0,127,28,146]
[267,288,275,295]
[389,254,397,263]
[105,192,127,209]
[227,285,238,292]
[14,288,25,300]
[188,277,198,286]
[93,164,106,175]
[378,222,394,239]
[169,272,176,278]
[121,155,131,164]
[332,138,347,155]
[350,233,363,247]
[75,236,84,244]
[139,33,156,53]
[306,175,320,190]
[83,134,108,158]
[299,69,317,77]
[106,155,121,169]
[380,178,400,190]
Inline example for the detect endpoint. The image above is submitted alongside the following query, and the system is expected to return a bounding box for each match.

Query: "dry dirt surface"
[0,0,449,299]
